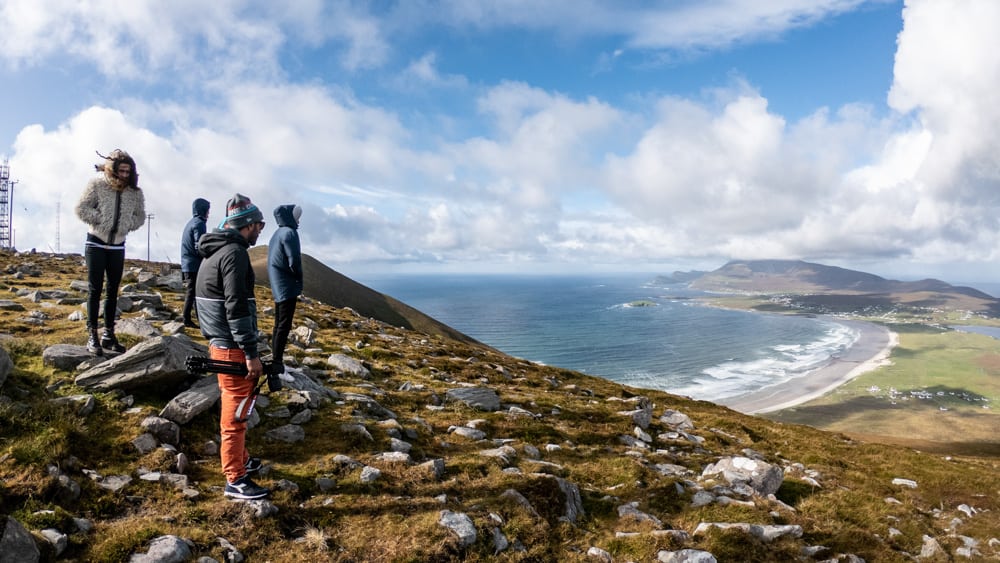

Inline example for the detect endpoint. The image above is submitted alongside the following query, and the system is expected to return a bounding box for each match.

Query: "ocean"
[356,273,862,402]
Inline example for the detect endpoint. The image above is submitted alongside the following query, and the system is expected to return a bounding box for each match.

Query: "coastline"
[719,318,897,415]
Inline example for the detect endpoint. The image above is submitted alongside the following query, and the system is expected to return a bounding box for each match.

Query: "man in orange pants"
[195,193,269,500]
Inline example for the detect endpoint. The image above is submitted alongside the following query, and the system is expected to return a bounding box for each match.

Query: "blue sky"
[2,0,999,283]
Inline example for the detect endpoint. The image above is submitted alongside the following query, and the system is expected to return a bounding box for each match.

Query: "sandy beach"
[719,319,897,415]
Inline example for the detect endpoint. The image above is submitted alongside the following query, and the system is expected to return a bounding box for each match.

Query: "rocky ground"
[0,250,998,562]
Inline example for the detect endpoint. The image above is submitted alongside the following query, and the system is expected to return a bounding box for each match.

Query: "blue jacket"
[180,198,210,273]
[267,205,303,303]
[194,228,259,359]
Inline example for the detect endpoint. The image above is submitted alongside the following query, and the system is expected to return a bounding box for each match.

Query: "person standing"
[267,204,303,370]
[180,198,210,328]
[195,193,269,500]
[75,149,146,355]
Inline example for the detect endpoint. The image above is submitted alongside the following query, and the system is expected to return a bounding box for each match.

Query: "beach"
[719,319,897,415]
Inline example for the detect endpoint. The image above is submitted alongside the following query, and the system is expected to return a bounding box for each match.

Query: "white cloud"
[3,0,1000,280]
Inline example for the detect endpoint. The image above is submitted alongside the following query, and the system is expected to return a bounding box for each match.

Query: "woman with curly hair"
[75,149,146,355]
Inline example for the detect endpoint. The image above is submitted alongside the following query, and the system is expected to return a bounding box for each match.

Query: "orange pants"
[211,346,256,483]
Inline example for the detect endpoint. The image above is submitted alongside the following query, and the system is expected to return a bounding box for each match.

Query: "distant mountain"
[687,259,999,315]
[249,246,481,345]
[653,271,708,285]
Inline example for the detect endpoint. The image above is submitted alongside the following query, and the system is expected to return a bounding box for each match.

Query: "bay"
[357,273,860,402]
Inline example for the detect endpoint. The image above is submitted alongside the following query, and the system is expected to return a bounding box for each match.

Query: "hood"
[192,198,210,219]
[198,228,249,258]
[273,204,299,229]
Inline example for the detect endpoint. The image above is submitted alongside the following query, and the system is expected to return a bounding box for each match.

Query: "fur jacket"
[75,176,146,245]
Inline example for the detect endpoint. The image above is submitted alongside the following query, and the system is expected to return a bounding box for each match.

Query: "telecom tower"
[0,159,16,250]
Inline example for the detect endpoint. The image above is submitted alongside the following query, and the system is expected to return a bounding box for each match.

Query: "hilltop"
[675,259,1000,317]
[0,250,998,561]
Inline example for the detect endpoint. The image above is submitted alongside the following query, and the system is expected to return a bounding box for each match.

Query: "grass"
[0,250,998,561]
[768,324,1000,447]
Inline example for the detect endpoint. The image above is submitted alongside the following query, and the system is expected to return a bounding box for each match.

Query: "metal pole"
[146,213,155,261]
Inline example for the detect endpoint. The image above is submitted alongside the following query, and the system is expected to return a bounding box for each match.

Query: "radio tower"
[0,159,16,250]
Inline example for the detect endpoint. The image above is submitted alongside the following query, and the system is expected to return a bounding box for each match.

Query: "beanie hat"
[292,205,302,223]
[223,193,264,229]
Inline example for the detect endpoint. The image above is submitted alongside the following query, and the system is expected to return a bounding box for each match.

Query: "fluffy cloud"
[1,0,999,280]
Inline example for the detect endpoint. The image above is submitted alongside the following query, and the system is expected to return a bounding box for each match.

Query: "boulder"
[0,346,13,389]
[75,335,207,392]
[446,387,501,411]
[0,516,40,563]
[42,344,93,372]
[159,375,220,424]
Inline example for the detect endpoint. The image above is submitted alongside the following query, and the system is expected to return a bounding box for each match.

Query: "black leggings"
[85,237,125,331]
[271,298,297,365]
[182,271,197,322]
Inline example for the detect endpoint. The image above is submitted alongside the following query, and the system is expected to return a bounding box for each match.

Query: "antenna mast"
[0,159,17,250]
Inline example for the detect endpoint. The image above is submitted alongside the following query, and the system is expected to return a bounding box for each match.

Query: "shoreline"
[719,318,897,415]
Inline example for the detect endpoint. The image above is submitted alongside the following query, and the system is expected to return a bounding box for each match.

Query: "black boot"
[101,329,126,353]
[86,329,103,356]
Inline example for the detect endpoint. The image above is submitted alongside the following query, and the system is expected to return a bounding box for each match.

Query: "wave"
[661,320,860,402]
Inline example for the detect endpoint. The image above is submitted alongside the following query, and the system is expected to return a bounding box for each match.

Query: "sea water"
[357,273,860,403]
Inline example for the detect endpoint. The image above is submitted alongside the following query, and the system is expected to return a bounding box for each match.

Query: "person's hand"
[246,357,263,380]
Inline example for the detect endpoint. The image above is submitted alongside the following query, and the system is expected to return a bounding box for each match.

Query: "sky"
[1,0,999,283]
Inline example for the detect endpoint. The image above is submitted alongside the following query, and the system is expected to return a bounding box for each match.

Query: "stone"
[41,344,93,371]
[265,424,305,443]
[0,516,40,563]
[75,335,208,392]
[445,387,501,411]
[439,510,477,547]
[159,375,221,424]
[326,354,371,378]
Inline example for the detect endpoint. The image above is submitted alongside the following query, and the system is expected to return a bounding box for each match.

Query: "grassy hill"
[0,250,998,561]
[690,259,1000,316]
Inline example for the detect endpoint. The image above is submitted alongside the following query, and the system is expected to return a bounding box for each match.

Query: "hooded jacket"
[180,198,210,273]
[75,176,146,245]
[267,205,303,303]
[195,228,259,359]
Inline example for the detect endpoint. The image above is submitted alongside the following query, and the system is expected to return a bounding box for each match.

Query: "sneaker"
[101,330,126,353]
[244,457,263,474]
[86,331,103,356]
[224,474,269,500]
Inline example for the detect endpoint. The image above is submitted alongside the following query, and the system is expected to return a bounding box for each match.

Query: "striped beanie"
[222,193,264,229]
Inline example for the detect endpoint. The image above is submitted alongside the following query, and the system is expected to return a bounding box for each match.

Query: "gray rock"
[75,335,208,392]
[0,346,12,389]
[42,344,93,371]
[0,516,40,563]
[341,392,396,419]
[141,416,181,446]
[450,426,487,440]
[417,459,446,480]
[657,549,718,563]
[439,510,477,547]
[702,456,783,496]
[360,466,382,483]
[660,409,695,431]
[265,424,305,443]
[326,354,370,378]
[0,300,25,311]
[114,317,160,339]
[40,528,68,556]
[693,523,802,542]
[159,375,220,424]
[98,474,133,493]
[128,534,193,563]
[289,409,313,425]
[617,501,663,528]
[132,433,159,454]
[121,292,165,310]
[445,387,501,411]
[50,394,96,416]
